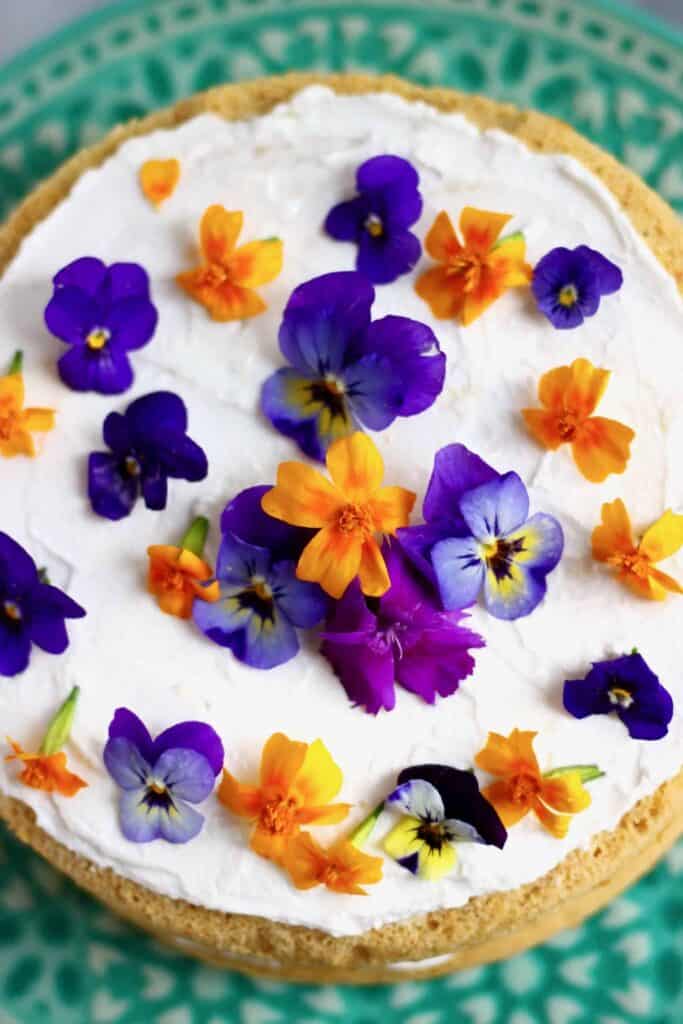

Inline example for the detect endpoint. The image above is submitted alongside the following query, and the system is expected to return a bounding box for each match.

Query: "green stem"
[8,350,23,375]
[181,516,209,557]
[544,764,605,784]
[37,567,50,585]
[40,687,80,756]
[349,801,385,849]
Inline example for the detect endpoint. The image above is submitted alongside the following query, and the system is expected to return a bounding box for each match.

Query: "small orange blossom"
[283,832,383,895]
[6,741,87,797]
[0,354,55,458]
[592,499,683,600]
[139,158,180,206]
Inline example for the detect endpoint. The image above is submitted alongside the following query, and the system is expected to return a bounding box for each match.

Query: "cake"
[0,73,681,985]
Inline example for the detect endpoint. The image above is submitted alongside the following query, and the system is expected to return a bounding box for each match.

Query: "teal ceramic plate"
[0,1,681,1021]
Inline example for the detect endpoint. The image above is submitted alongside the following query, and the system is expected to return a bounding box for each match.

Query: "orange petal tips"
[592,499,683,600]
[6,687,87,798]
[176,204,283,321]
[283,832,383,895]
[147,515,220,619]
[0,351,55,458]
[261,431,416,599]
[415,207,532,325]
[140,158,180,207]
[522,357,634,483]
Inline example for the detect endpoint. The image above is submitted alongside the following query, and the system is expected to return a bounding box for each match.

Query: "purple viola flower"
[88,391,208,520]
[103,708,224,844]
[0,533,85,677]
[44,257,158,394]
[564,652,673,741]
[194,487,326,670]
[383,764,507,879]
[261,271,445,461]
[321,542,484,714]
[532,245,622,329]
[324,155,422,284]
[399,444,564,621]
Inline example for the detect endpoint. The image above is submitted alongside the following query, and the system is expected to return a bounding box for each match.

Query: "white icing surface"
[0,87,681,937]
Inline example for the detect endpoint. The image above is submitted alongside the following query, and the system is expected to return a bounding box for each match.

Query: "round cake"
[0,73,681,985]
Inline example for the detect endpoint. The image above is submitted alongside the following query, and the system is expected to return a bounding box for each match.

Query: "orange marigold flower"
[283,832,383,895]
[261,432,415,600]
[415,207,532,326]
[522,357,634,483]
[176,204,283,321]
[0,358,55,458]
[475,729,591,839]
[592,499,683,601]
[147,545,220,619]
[218,732,350,864]
[5,740,87,798]
[139,158,180,207]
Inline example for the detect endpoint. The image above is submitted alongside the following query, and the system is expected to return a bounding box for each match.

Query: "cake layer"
[0,85,681,937]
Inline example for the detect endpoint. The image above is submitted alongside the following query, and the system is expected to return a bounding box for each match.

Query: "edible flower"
[88,391,208,521]
[592,499,683,600]
[0,532,85,677]
[522,357,634,483]
[261,271,445,461]
[415,207,532,325]
[148,516,220,619]
[400,444,563,620]
[103,707,224,844]
[383,765,507,879]
[475,730,597,838]
[44,257,158,394]
[532,245,622,329]
[218,732,350,864]
[176,205,283,321]
[564,652,673,741]
[140,158,180,206]
[6,687,87,797]
[193,487,326,669]
[321,541,484,714]
[262,432,415,599]
[324,155,422,284]
[283,833,383,895]
[0,352,55,458]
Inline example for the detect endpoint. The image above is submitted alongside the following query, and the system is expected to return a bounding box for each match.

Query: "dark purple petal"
[53,256,107,295]
[0,533,38,592]
[103,736,151,789]
[44,287,98,346]
[30,583,86,621]
[398,765,507,849]
[88,452,139,520]
[543,301,585,330]
[563,672,614,719]
[422,444,499,525]
[397,612,483,704]
[157,434,207,483]
[532,245,607,329]
[565,653,673,740]
[324,196,369,242]
[102,411,132,455]
[0,618,31,677]
[26,584,85,655]
[356,229,421,284]
[378,539,439,622]
[459,472,529,539]
[321,630,396,714]
[97,263,151,306]
[344,353,403,431]
[107,707,155,763]
[104,297,158,352]
[357,154,419,195]
[220,485,314,562]
[357,155,422,229]
[397,520,458,589]
[619,702,672,741]
[576,246,623,295]
[126,391,187,440]
[152,722,224,776]
[152,748,217,800]
[140,467,168,511]
[58,345,133,394]
[359,315,445,417]
[324,578,377,635]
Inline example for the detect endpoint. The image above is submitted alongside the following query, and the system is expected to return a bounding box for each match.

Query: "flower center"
[511,772,540,805]
[608,686,634,709]
[0,408,18,441]
[558,284,578,308]
[416,820,448,851]
[449,253,483,293]
[124,455,141,477]
[308,376,349,423]
[2,600,22,622]
[163,569,187,592]
[251,576,272,602]
[480,536,526,580]
[260,796,298,835]
[321,863,341,885]
[557,412,579,441]
[86,327,110,351]
[608,552,651,579]
[337,502,374,536]
[148,780,167,796]
[364,213,384,238]
[201,263,229,288]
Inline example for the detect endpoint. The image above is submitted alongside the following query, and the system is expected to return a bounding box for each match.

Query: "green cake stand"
[0,1,681,1021]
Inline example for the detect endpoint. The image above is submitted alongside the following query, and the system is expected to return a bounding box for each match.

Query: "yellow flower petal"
[139,158,180,207]
[0,373,24,406]
[325,432,384,503]
[368,485,416,534]
[565,358,610,420]
[357,537,391,597]
[22,407,55,433]
[460,207,512,254]
[640,510,683,563]
[262,462,343,528]
[200,205,243,265]
[260,732,308,794]
[228,239,283,288]
[293,738,343,806]
[296,524,362,599]
[475,729,540,778]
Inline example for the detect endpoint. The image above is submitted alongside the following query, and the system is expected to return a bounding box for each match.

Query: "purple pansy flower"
[564,652,673,741]
[383,764,507,879]
[321,542,484,714]
[0,532,85,677]
[103,708,224,844]
[88,391,208,520]
[44,257,158,394]
[261,272,445,461]
[532,245,622,329]
[399,444,564,620]
[324,155,422,284]
[194,487,326,670]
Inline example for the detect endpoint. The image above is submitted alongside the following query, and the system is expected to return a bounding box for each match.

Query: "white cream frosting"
[0,87,681,938]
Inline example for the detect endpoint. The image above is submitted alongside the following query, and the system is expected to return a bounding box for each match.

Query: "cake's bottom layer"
[1,770,681,984]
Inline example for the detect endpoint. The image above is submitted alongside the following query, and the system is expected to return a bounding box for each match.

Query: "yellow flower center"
[149,781,168,796]
[511,772,540,805]
[364,214,384,238]
[449,253,484,293]
[201,263,229,288]
[86,327,110,351]
[608,686,634,709]
[3,600,22,621]
[260,796,298,835]
[250,578,273,601]
[558,284,578,308]
[337,502,374,536]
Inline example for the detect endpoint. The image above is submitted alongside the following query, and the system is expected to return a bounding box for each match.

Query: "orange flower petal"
[647,566,683,596]
[218,769,263,818]
[0,373,24,406]
[284,834,382,894]
[325,432,384,503]
[250,824,291,864]
[474,729,540,778]
[291,738,343,806]
[0,430,35,458]
[565,358,610,420]
[367,485,416,534]
[199,205,243,265]
[540,774,591,815]
[640,510,683,563]
[7,745,87,797]
[571,417,635,482]
[156,589,193,618]
[415,265,466,320]
[357,537,391,597]
[424,210,462,262]
[533,799,572,838]
[617,569,666,601]
[592,499,635,562]
[489,234,533,287]
[227,239,283,288]
[283,831,326,890]
[22,408,55,433]
[139,158,180,206]
[296,524,362,600]
[521,408,565,451]
[296,803,352,826]
[259,732,308,794]
[262,463,343,528]
[481,780,531,828]
[537,365,573,412]
[460,207,512,254]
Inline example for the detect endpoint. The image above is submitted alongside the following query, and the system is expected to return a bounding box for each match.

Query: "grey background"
[0,0,681,64]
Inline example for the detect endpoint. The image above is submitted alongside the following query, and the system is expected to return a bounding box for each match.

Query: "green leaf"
[544,764,605,784]
[349,802,385,849]
[40,687,80,756]
[492,231,525,250]
[181,516,209,557]
[8,351,23,375]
